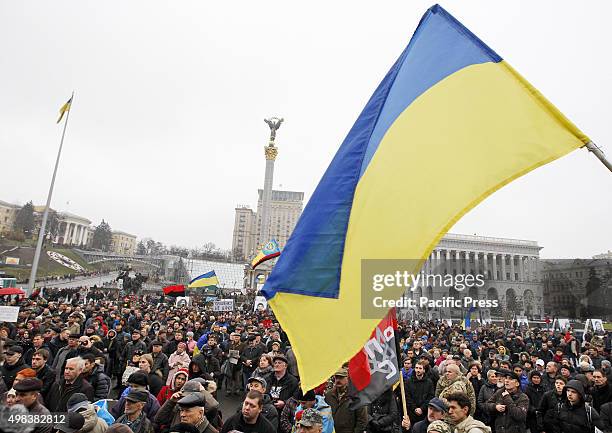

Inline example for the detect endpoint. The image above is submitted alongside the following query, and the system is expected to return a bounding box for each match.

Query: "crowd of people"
[0,290,611,433]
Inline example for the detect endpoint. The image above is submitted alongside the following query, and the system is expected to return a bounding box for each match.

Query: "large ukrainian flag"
[262,4,590,390]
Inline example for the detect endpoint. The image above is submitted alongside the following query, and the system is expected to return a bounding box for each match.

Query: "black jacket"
[403,373,434,423]
[548,379,605,433]
[367,390,398,433]
[82,364,111,400]
[538,389,564,432]
[484,388,529,433]
[525,382,545,431]
[220,412,276,433]
[189,354,220,380]
[592,382,612,412]
[600,401,612,432]
[267,372,299,405]
[35,364,56,400]
[45,376,95,412]
[0,357,28,389]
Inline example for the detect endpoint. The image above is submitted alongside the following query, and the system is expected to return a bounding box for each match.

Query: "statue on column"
[264,117,284,144]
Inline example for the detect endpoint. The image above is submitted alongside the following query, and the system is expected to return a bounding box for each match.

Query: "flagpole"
[585,142,612,173]
[27,92,75,296]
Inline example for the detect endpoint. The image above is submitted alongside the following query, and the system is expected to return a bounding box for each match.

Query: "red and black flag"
[162,284,185,297]
[348,308,400,409]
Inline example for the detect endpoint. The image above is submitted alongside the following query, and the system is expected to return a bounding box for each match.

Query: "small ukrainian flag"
[188,271,219,289]
[57,96,72,123]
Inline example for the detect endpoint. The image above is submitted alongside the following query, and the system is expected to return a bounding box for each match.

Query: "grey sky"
[1,1,610,258]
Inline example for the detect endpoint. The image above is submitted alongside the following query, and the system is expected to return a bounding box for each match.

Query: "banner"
[0,306,20,322]
[213,299,234,312]
[348,309,399,409]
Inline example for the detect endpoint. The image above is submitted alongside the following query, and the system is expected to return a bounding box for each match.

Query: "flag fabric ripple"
[262,4,590,391]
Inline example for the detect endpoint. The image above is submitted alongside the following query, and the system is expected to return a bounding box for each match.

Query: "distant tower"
[259,117,283,247]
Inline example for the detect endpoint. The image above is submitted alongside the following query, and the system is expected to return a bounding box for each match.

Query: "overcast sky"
[1,1,610,258]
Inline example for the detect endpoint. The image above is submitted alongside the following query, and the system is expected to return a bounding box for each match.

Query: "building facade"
[54,212,92,246]
[231,189,303,261]
[111,231,137,255]
[541,259,612,320]
[0,200,20,235]
[404,233,544,320]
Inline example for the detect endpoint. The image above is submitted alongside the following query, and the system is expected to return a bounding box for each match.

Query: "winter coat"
[111,389,160,420]
[0,357,28,389]
[592,382,612,411]
[476,381,499,424]
[167,350,191,384]
[80,404,109,433]
[367,390,398,433]
[154,389,219,429]
[600,401,612,432]
[454,416,491,433]
[484,388,529,433]
[52,345,79,381]
[83,364,111,400]
[538,389,564,433]
[524,382,545,432]
[548,380,605,433]
[404,373,434,423]
[122,340,147,364]
[436,375,476,416]
[151,351,170,382]
[45,376,95,412]
[279,396,300,433]
[268,372,299,405]
[189,353,220,380]
[295,395,334,433]
[325,388,368,433]
[220,412,275,433]
[157,368,189,406]
[35,364,56,400]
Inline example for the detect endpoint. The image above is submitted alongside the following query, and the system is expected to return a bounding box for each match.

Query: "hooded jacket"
[550,380,605,433]
[189,353,220,380]
[157,368,189,405]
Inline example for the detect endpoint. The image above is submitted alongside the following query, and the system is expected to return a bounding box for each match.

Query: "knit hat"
[66,393,89,412]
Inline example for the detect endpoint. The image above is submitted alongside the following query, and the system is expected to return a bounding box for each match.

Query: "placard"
[213,299,234,312]
[254,296,268,312]
[0,306,20,322]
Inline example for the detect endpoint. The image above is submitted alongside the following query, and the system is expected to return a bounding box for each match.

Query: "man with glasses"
[267,354,299,417]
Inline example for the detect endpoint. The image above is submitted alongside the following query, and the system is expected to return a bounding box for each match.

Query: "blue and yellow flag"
[261,4,589,390]
[463,306,477,330]
[251,240,281,269]
[188,271,219,289]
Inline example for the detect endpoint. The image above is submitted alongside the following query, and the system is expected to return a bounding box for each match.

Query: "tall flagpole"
[27,92,75,296]
[585,142,612,173]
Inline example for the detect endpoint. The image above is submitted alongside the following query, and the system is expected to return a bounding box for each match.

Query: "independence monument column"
[259,117,283,248]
